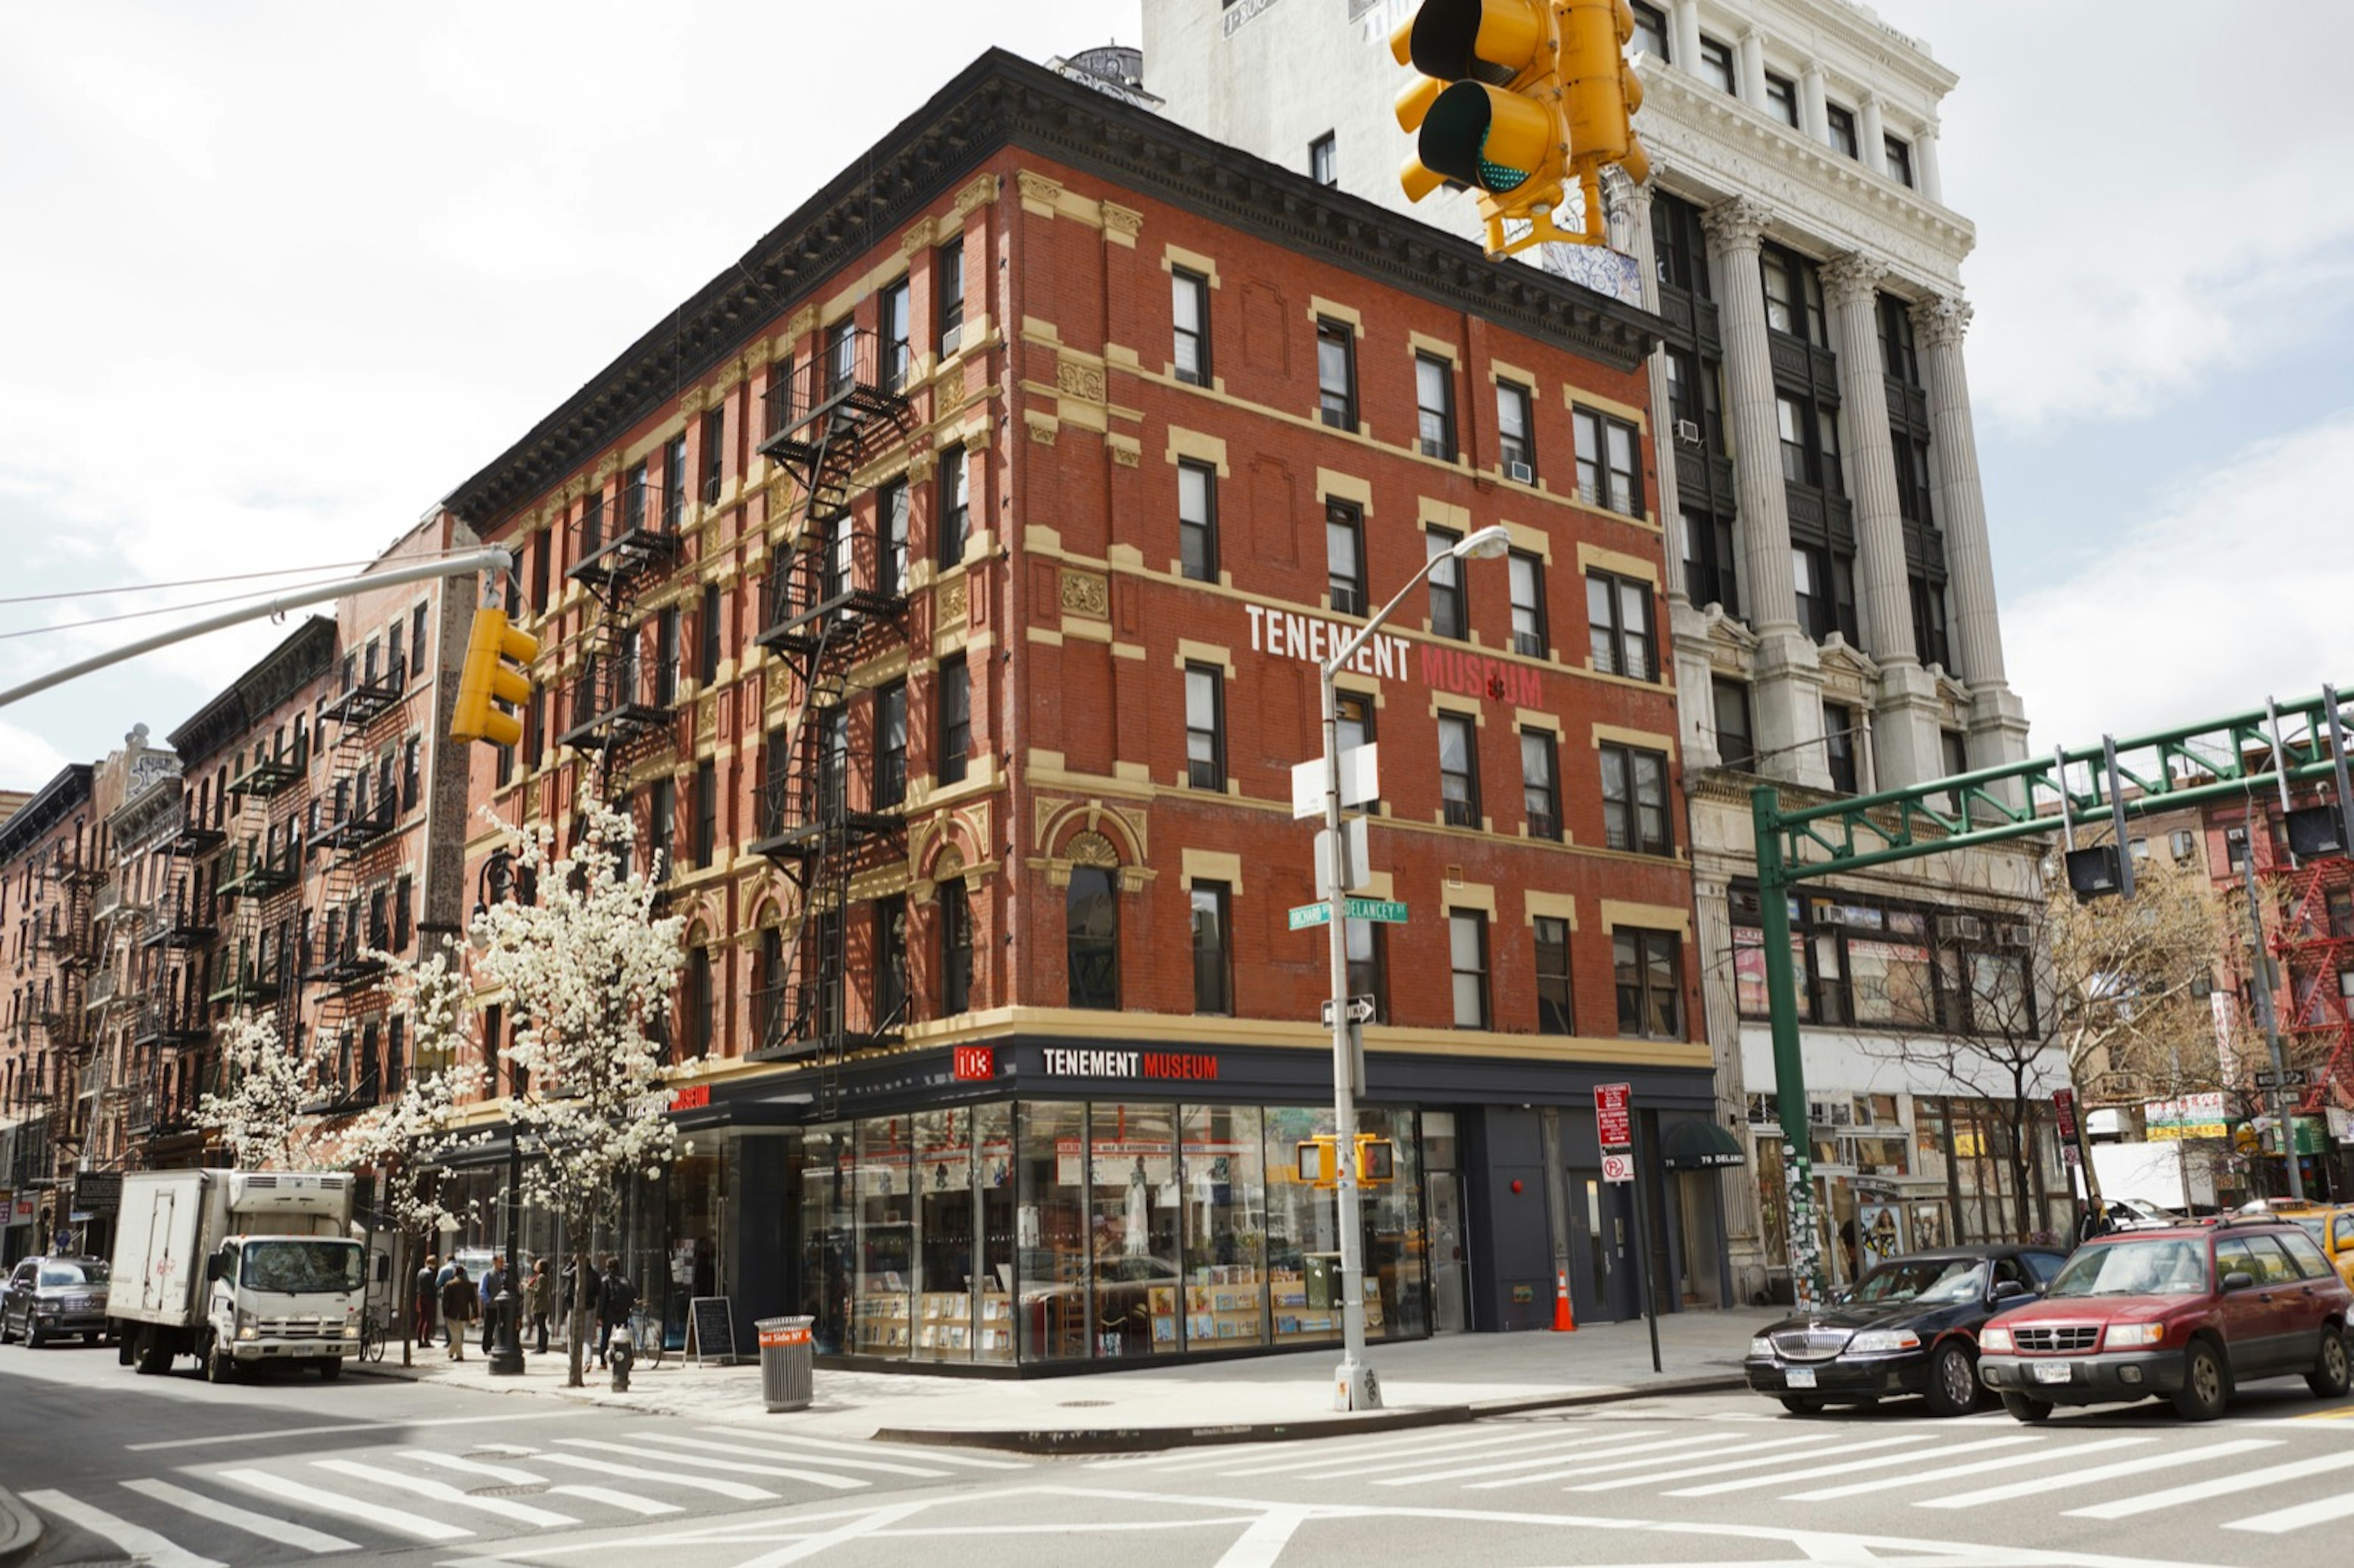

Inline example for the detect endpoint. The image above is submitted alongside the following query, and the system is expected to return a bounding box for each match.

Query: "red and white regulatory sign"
[1601,1152,1635,1184]
[1594,1081,1632,1151]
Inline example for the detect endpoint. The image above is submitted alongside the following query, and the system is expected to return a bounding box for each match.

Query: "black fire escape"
[557,474,682,776]
[304,650,407,1113]
[39,847,101,1159]
[137,793,226,1136]
[748,326,916,1115]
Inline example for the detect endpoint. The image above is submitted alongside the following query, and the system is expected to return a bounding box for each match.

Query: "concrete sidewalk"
[352,1309,1773,1452]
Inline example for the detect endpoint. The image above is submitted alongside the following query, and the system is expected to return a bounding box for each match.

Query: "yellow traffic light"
[450,604,539,748]
[1391,1,1651,257]
[1355,1136,1397,1184]
[1297,1138,1338,1187]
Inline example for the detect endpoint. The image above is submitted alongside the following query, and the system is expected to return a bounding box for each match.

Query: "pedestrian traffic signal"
[1390,1,1651,257]
[450,604,538,748]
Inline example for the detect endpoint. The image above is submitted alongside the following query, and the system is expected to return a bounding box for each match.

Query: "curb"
[0,1485,43,1568]
[875,1371,1748,1455]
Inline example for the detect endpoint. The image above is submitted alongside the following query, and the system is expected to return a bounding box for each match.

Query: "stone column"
[1629,180,1718,769]
[1800,63,1829,143]
[1703,196,1827,788]
[1672,0,1703,78]
[1913,294,2030,767]
[1737,29,1767,108]
[1857,95,1888,177]
[1823,254,1943,787]
[1916,121,1945,204]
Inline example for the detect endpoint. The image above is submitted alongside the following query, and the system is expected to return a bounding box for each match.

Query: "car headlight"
[2105,1322,2166,1349]
[1848,1330,1922,1354]
[1980,1326,2014,1352]
[1750,1336,1775,1358]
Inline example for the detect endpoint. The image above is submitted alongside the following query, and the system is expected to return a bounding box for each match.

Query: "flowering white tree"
[196,1010,327,1171]
[338,945,488,1364]
[468,802,691,1387]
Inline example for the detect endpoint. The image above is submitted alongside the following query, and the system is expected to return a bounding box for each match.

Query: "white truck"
[107,1168,367,1382]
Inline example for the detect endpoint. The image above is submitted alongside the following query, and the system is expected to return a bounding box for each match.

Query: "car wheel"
[25,1322,45,1350]
[204,1338,235,1385]
[1778,1395,1826,1415]
[1925,1341,1980,1417]
[0,1310,13,1345]
[2173,1340,2228,1420]
[2307,1327,2350,1399]
[2000,1393,2051,1423]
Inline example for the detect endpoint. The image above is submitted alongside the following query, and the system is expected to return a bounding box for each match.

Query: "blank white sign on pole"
[1292,744,1380,819]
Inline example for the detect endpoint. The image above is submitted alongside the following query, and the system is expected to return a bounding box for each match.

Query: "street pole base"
[1333,1357,1381,1412]
[487,1348,525,1377]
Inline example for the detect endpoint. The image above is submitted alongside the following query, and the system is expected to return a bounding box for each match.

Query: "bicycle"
[357,1307,387,1363]
[627,1305,666,1369]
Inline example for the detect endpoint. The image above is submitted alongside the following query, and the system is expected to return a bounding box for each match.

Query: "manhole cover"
[1057,1399,1111,1408]
[468,1483,550,1498]
[463,1450,520,1462]
[50,1559,137,1568]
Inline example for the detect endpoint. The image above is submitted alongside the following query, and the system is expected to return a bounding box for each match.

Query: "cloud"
[2005,408,2354,750]
[0,718,70,794]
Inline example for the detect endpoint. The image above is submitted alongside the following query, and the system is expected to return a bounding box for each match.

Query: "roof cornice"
[166,615,338,768]
[0,763,94,866]
[442,50,1663,530]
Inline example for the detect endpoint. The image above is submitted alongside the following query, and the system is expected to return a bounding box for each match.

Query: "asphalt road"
[9,1342,2354,1567]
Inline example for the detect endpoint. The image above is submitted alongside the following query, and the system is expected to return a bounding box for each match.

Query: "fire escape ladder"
[2262,853,2354,1116]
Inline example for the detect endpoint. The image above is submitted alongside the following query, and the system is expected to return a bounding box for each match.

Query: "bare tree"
[2047,852,2231,1105]
[467,804,690,1388]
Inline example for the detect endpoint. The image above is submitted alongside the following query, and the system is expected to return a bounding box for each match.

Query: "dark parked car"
[1746,1244,2070,1416]
[1978,1216,2353,1421]
[1,1255,113,1347]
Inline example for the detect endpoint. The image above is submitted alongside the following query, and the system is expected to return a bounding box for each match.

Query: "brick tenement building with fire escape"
[427,50,1719,1364]
[0,764,99,1263]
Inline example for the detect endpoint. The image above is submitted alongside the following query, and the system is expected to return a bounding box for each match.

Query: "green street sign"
[1344,897,1409,923]
[1289,902,1333,931]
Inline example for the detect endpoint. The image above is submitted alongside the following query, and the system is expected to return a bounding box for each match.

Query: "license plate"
[2032,1361,2073,1385]
[1786,1366,1818,1389]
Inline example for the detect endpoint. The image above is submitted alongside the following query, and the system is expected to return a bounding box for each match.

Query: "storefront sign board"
[1594,1083,1632,1151]
[2145,1093,2229,1141]
[952,1046,996,1081]
[1039,1047,1221,1081]
[671,1084,711,1112]
[688,1296,736,1365]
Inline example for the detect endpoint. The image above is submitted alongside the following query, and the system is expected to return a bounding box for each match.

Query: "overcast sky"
[4,1,2352,791]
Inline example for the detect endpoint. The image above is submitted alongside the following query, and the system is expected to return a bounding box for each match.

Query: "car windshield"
[2291,1216,2328,1244]
[38,1263,106,1288]
[242,1241,365,1295]
[2047,1238,2208,1297]
[1850,1258,1986,1305]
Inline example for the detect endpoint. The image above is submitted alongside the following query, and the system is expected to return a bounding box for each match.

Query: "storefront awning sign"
[2144,1092,2229,1141]
[1661,1119,1747,1171]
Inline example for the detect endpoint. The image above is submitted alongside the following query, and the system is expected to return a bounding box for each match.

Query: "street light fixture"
[470,851,528,1376]
[1319,522,1509,1411]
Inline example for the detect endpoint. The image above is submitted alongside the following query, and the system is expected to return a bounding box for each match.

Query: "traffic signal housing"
[1391,0,1651,257]
[450,604,539,748]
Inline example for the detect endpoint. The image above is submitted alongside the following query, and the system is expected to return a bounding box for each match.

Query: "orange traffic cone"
[1552,1268,1577,1332]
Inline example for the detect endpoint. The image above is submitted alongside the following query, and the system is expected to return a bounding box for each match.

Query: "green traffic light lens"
[1479,137,1529,193]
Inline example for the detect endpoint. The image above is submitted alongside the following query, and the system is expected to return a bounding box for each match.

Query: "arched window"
[1067,866,1119,1010]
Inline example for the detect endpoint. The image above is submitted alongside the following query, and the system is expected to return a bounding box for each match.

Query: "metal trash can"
[756,1315,815,1413]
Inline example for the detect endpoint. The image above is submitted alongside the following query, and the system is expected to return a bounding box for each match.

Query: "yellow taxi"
[2242,1200,2354,1289]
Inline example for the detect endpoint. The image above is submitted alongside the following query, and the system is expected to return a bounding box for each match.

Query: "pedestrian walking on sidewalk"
[595,1256,635,1368]
[479,1254,509,1355]
[413,1254,439,1348]
[525,1258,552,1355]
[441,1263,476,1361]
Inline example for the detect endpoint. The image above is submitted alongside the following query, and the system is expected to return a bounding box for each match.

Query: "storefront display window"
[1017,1101,1088,1360]
[854,1119,915,1354]
[1090,1102,1182,1358]
[1181,1105,1267,1350]
[796,1125,854,1355]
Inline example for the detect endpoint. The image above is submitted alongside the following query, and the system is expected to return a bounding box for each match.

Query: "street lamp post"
[471,852,527,1377]
[1319,523,1510,1412]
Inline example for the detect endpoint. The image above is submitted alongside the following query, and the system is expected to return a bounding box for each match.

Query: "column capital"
[1911,294,1973,349]
[1700,196,1773,256]
[1819,252,1890,308]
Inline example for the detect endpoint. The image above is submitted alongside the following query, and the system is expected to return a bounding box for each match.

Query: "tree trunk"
[566,1249,592,1388]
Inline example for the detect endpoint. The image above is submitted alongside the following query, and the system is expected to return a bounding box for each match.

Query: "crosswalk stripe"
[549,1484,682,1517]
[1918,1439,2281,1509]
[121,1478,360,1553]
[553,1438,866,1490]
[2063,1450,2354,1520]
[22,1488,228,1568]
[2224,1488,2354,1534]
[533,1450,777,1501]
[1482,1431,1829,1493]
[636,1431,951,1478]
[1086,1441,1300,1472]
[215,1469,473,1542]
[1786,1437,2156,1502]
[1377,1431,1744,1489]
[1314,1430,1645,1483]
[402,1452,547,1486]
[1226,1427,1628,1480]
[1668,1435,2039,1498]
[1564,1433,1936,1491]
[710,1428,1030,1471]
[311,1460,579,1528]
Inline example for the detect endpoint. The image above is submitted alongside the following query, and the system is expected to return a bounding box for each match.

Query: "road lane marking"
[1209,1504,1314,1568]
[709,1428,1030,1470]
[730,1501,934,1568]
[122,1477,360,1553]
[1668,1435,2040,1498]
[552,1438,866,1489]
[130,1411,587,1452]
[2064,1449,2354,1519]
[1918,1438,2280,1508]
[633,1431,952,1478]
[1376,1431,1748,1488]
[1224,1426,1621,1479]
[1563,1433,1937,1490]
[403,1451,548,1486]
[547,1484,681,1517]
[2224,1487,2354,1533]
[532,1450,777,1500]
[1471,1432,1831,1492]
[312,1460,579,1527]
[216,1468,473,1541]
[22,1488,227,1568]
[1786,1437,2155,1501]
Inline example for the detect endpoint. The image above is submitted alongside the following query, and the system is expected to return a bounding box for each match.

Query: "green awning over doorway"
[1661,1119,1746,1170]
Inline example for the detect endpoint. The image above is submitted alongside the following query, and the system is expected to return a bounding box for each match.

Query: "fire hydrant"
[608,1324,634,1392]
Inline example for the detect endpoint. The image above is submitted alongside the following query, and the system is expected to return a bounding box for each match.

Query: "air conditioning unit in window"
[1504,459,1534,484]
[940,324,963,357]
[1997,923,2032,948]
[1937,915,1986,942]
[1675,418,1702,446]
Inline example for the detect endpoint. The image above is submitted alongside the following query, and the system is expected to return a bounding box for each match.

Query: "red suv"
[1978,1218,2352,1421]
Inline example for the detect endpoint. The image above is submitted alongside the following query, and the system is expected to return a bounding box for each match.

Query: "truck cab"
[205,1233,367,1376]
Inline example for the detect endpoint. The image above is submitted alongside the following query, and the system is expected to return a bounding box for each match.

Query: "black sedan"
[1,1255,113,1348]
[1745,1244,2070,1415]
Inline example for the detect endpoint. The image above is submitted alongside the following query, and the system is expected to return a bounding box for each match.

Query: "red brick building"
[0,764,97,1262]
[435,51,1717,1362]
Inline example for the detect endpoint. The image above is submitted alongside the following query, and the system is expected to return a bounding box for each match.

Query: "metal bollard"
[609,1324,634,1391]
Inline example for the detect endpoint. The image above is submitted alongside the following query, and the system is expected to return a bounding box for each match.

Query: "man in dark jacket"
[440,1264,475,1361]
[479,1254,510,1354]
[595,1256,634,1368]
[413,1254,440,1349]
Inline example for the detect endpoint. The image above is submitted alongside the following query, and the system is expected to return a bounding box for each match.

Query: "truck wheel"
[318,1357,344,1381]
[204,1338,235,1385]
[116,1332,135,1367]
[2173,1341,2228,1420]
[2000,1393,2051,1423]
[2307,1327,2350,1398]
[135,1332,173,1376]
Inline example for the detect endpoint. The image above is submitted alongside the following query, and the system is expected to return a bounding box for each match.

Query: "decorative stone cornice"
[1819,251,1891,307]
[1911,294,1972,349]
[1699,196,1773,256]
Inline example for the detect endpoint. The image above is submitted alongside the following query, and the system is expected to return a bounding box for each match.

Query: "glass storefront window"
[1016,1102,1089,1360]
[796,1125,853,1354]
[854,1119,914,1355]
[913,1108,975,1363]
[1090,1102,1182,1358]
[1180,1105,1267,1352]
[975,1103,1015,1361]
